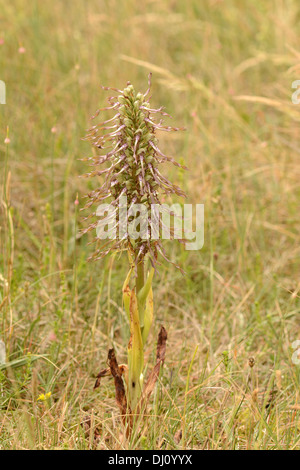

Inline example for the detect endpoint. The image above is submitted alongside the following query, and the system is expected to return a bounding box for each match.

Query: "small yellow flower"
[37,392,51,402]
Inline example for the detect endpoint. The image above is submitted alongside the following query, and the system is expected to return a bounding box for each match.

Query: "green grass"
[1,0,300,450]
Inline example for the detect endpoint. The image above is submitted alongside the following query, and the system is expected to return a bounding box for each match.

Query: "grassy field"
[1,0,300,450]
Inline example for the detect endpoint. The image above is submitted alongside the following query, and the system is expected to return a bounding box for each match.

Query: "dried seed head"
[248,357,255,368]
[82,75,187,268]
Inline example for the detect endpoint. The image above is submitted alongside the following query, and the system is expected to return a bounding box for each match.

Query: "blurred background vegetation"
[0,0,300,449]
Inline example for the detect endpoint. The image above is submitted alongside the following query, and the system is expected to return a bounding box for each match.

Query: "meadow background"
[0,0,300,450]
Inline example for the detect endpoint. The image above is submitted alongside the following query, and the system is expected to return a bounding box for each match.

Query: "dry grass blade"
[81,415,101,440]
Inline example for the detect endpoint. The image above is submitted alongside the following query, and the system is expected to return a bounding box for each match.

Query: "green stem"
[136,260,144,295]
[136,259,145,329]
[127,259,145,412]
